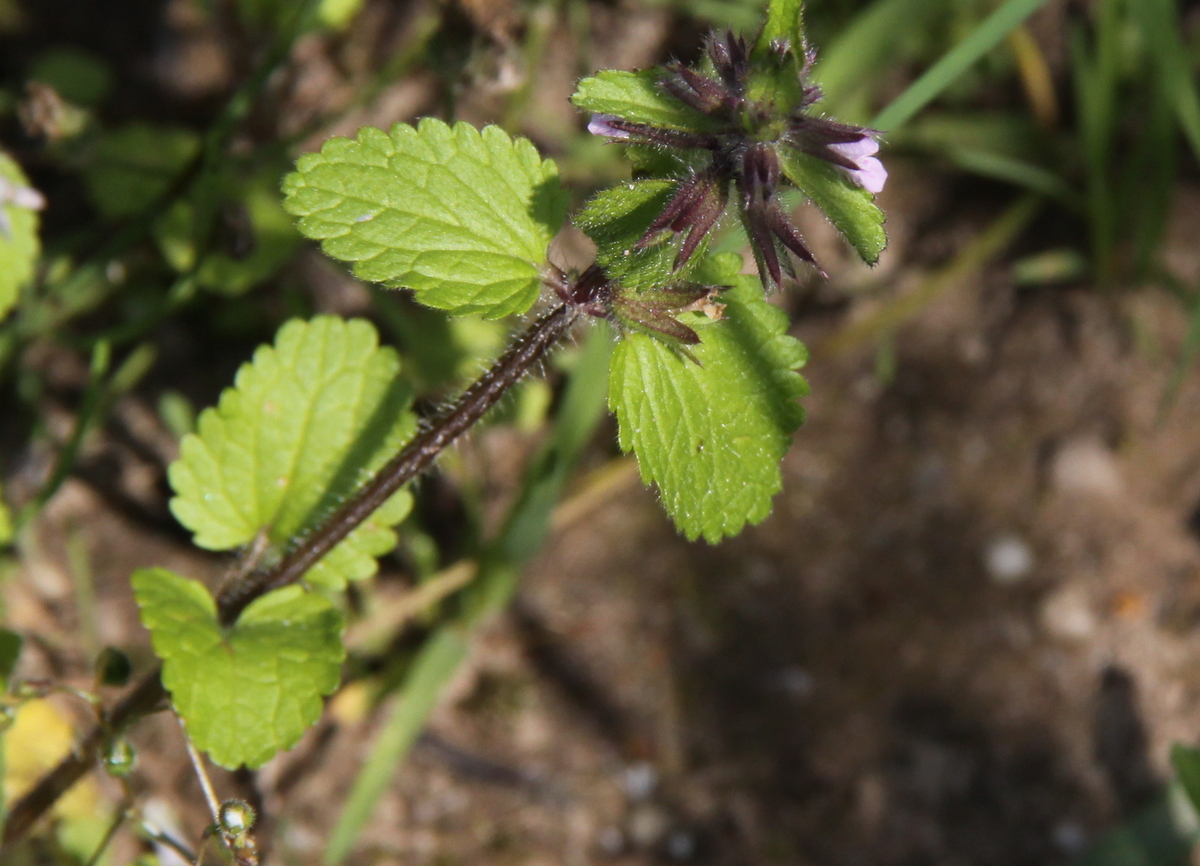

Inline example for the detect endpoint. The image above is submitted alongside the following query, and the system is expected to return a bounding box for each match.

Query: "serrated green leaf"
[571,70,721,134]
[778,147,887,264]
[282,120,567,319]
[623,142,708,177]
[575,179,712,289]
[132,568,343,768]
[169,316,416,590]
[609,259,809,542]
[0,153,42,322]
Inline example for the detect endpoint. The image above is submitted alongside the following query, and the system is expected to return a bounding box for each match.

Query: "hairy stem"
[1,301,582,850]
[217,301,580,623]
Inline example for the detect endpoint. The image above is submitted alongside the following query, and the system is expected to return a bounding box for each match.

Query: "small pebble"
[666,830,696,860]
[627,804,670,849]
[777,667,814,698]
[984,534,1035,585]
[622,762,658,801]
[1052,438,1122,497]
[1052,820,1088,854]
[596,826,625,856]
[1039,586,1097,641]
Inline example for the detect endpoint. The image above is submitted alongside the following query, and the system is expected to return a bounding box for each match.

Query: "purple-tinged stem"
[216,301,580,624]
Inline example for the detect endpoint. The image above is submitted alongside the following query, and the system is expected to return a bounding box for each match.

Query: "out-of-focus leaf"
[0,629,20,688]
[872,0,1057,131]
[0,153,42,321]
[28,47,112,106]
[83,124,200,219]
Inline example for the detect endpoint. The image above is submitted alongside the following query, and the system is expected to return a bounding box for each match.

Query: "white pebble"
[667,830,696,860]
[1039,586,1097,641]
[984,534,1035,584]
[1052,820,1088,854]
[777,667,814,698]
[1052,438,1122,497]
[596,826,625,855]
[622,762,658,801]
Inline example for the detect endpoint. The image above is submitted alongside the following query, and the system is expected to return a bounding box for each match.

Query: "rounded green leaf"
[132,568,344,768]
[169,316,416,589]
[609,257,809,542]
[282,119,568,319]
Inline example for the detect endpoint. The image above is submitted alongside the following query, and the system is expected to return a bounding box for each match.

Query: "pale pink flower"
[828,137,887,194]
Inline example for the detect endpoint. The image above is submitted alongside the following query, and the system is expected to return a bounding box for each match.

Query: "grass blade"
[1069,0,1121,286]
[815,0,946,114]
[322,325,614,863]
[945,149,1080,208]
[873,0,1056,131]
[1130,0,1200,165]
[323,627,470,864]
[1158,287,1200,422]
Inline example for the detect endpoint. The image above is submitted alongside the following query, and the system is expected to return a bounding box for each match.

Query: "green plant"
[2,0,1129,861]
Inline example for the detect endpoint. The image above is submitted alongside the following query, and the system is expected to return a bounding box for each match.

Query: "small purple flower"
[828,137,887,194]
[584,28,886,289]
[783,116,887,195]
[587,114,634,141]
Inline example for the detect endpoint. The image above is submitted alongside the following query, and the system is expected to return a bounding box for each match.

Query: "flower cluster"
[547,262,722,353]
[588,30,886,289]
